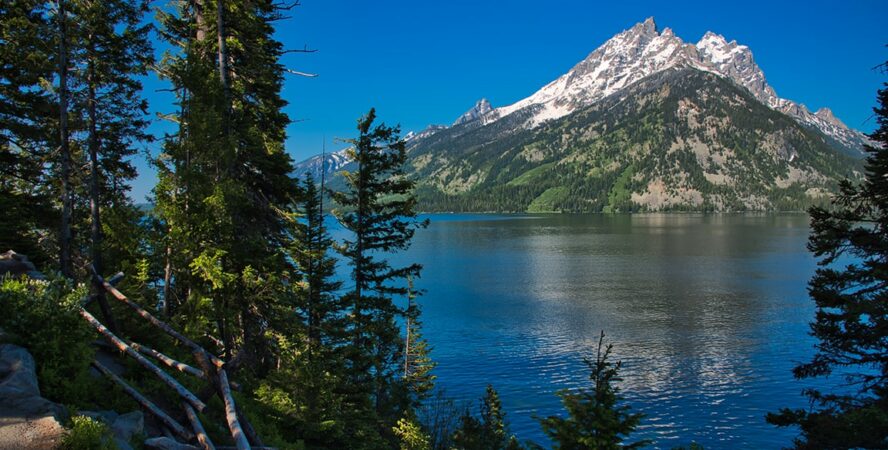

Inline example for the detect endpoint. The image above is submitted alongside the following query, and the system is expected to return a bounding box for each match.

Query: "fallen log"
[132,342,241,391]
[131,341,206,380]
[91,268,224,368]
[216,447,277,450]
[91,359,194,442]
[80,308,207,412]
[235,403,263,448]
[183,402,216,450]
[215,447,277,450]
[218,369,250,450]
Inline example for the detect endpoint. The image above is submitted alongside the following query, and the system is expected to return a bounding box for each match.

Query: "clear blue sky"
[133,0,887,202]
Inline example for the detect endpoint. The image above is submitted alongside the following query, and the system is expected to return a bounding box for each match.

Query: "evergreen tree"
[55,0,74,277]
[766,74,888,449]
[394,413,432,450]
[270,173,354,447]
[538,332,648,450]
[74,0,152,276]
[293,173,345,359]
[404,277,436,404]
[154,0,298,370]
[452,385,522,450]
[0,0,57,263]
[331,107,428,440]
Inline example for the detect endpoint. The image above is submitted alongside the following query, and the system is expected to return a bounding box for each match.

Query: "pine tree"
[55,0,74,277]
[538,331,648,450]
[293,173,345,359]
[404,277,436,404]
[0,1,57,263]
[74,0,152,275]
[766,75,888,449]
[331,107,428,438]
[453,385,523,450]
[154,0,298,369]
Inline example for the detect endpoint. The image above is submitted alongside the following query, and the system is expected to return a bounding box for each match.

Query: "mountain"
[447,17,867,154]
[294,18,866,212]
[409,67,860,212]
[292,148,351,181]
[452,98,493,126]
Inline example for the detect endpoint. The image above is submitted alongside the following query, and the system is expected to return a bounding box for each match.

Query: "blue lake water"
[382,213,823,449]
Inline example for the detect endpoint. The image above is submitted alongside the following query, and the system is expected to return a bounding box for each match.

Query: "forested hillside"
[408,68,862,212]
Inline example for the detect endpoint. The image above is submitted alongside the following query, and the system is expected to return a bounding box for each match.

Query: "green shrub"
[59,415,117,450]
[0,276,95,405]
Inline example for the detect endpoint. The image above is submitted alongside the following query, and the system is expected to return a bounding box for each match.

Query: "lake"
[391,213,822,449]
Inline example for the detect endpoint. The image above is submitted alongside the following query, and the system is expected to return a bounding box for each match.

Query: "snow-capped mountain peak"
[488,17,709,126]
[453,98,493,126]
[292,148,351,181]
[468,18,868,153]
[815,107,847,128]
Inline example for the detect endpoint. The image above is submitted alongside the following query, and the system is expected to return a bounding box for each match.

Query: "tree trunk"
[183,402,216,450]
[162,241,173,316]
[57,0,73,278]
[216,0,230,127]
[80,308,208,412]
[92,360,194,441]
[193,0,207,41]
[87,44,119,332]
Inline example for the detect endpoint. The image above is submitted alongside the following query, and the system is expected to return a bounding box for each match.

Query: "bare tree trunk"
[57,0,73,278]
[92,360,195,442]
[216,0,230,116]
[87,51,102,290]
[87,44,118,332]
[193,0,207,41]
[162,242,173,316]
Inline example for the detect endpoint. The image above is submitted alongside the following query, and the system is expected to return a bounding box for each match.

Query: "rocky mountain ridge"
[453,17,868,154]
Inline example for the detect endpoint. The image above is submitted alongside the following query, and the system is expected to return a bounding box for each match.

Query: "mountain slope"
[461,17,867,155]
[409,68,861,212]
[293,18,867,212]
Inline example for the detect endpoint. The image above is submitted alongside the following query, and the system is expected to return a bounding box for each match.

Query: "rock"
[115,437,135,450]
[0,415,66,450]
[111,411,143,443]
[77,410,143,448]
[0,345,66,450]
[0,251,45,280]
[0,345,65,420]
[79,409,118,425]
[144,436,200,450]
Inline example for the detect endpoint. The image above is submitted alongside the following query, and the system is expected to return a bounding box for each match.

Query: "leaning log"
[183,402,216,450]
[91,268,224,368]
[131,341,206,380]
[218,369,250,450]
[216,447,277,450]
[79,308,207,412]
[91,360,194,441]
[236,404,263,448]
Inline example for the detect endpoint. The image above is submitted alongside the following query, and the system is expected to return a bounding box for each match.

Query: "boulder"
[0,251,45,280]
[144,436,200,450]
[0,345,66,450]
[111,411,143,443]
[77,409,143,449]
[79,409,118,425]
[0,345,65,420]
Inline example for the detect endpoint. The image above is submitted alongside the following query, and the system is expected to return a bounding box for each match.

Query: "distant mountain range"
[294,17,867,212]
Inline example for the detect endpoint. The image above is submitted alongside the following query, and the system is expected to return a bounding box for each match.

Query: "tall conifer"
[767,72,888,449]
[332,107,428,438]
[154,0,297,369]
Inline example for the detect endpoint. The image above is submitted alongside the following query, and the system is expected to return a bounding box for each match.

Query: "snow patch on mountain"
[292,148,351,181]
[472,17,868,153]
[453,99,493,126]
